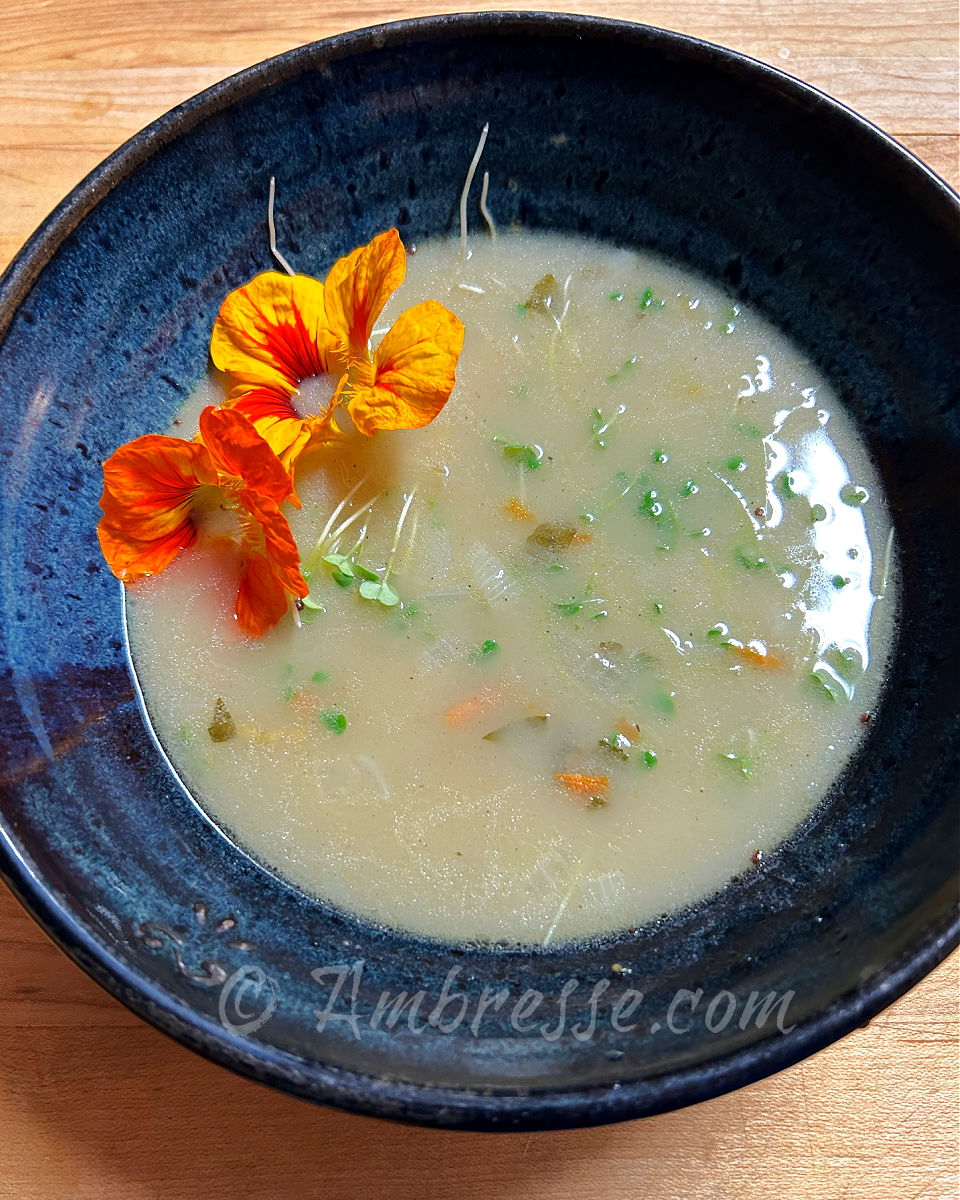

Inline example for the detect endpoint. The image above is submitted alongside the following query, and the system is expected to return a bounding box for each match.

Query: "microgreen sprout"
[358,489,416,607]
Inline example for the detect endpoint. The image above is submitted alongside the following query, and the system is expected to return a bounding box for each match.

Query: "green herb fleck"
[471,638,500,663]
[832,575,848,590]
[319,710,347,735]
[493,436,544,471]
[734,547,768,570]
[681,478,699,497]
[609,290,624,302]
[840,483,869,507]
[649,689,676,716]
[555,600,584,617]
[643,749,658,769]
[312,669,330,684]
[178,723,195,746]
[653,601,664,615]
[727,455,747,472]
[719,750,752,778]
[637,286,664,312]
[652,447,668,464]
[810,669,843,702]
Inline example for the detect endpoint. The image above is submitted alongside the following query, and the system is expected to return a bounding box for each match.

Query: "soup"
[126,231,895,945]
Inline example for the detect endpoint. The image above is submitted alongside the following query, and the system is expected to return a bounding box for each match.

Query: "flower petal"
[323,229,405,360]
[346,300,464,436]
[235,492,309,636]
[98,434,217,579]
[210,272,340,394]
[198,404,299,507]
[98,520,195,582]
[227,386,342,472]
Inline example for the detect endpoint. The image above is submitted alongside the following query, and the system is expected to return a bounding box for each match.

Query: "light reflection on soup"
[126,232,896,945]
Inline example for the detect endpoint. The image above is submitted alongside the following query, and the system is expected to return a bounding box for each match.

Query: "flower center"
[292,373,338,419]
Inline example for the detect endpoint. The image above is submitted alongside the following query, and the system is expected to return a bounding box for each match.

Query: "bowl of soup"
[0,13,956,1130]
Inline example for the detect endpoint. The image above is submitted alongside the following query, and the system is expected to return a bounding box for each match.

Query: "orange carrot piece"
[570,531,593,545]
[615,717,639,741]
[445,688,499,727]
[726,643,785,669]
[504,496,534,521]
[555,772,609,799]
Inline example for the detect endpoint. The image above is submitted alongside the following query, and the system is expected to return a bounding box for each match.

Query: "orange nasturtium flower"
[98,405,308,637]
[209,229,465,467]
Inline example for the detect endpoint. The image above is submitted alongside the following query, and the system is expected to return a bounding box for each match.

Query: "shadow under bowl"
[0,13,957,1130]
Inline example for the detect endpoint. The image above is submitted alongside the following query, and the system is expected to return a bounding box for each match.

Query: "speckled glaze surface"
[0,13,957,1131]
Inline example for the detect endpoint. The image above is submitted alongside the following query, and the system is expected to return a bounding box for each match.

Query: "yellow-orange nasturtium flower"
[209,229,465,469]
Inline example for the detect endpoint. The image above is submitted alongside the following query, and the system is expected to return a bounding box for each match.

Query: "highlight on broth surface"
[120,229,896,946]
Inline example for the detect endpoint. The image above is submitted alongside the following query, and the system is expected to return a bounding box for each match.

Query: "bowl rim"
[0,10,957,1131]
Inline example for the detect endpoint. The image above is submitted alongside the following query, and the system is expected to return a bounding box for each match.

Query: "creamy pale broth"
[127,231,895,945]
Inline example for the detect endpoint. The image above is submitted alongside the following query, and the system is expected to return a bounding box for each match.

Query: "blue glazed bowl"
[0,13,957,1130]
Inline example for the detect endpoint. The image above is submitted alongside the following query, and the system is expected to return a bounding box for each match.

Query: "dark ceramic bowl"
[0,13,957,1131]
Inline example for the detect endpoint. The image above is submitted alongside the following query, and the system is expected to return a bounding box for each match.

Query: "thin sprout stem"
[383,488,417,583]
[315,477,368,549]
[268,177,296,276]
[348,524,368,559]
[459,123,489,260]
[303,480,373,577]
[479,170,497,242]
[326,494,378,549]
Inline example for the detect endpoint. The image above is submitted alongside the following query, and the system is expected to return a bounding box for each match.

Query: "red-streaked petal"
[347,300,464,436]
[98,435,216,579]
[197,404,298,507]
[242,492,310,598]
[97,518,196,583]
[227,386,338,473]
[323,230,405,360]
[234,554,293,637]
[234,493,309,636]
[210,272,341,394]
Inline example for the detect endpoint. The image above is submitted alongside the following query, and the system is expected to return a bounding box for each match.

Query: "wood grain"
[0,3,956,1197]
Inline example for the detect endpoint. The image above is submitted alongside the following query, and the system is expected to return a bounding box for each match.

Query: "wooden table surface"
[0,2,956,1197]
